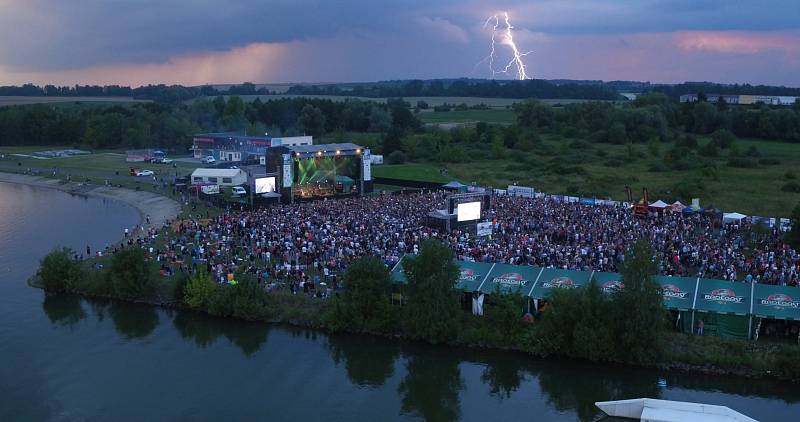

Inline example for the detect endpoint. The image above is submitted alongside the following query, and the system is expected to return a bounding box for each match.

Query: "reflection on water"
[327,333,400,387]
[399,350,464,421]
[42,294,86,327]
[173,310,269,357]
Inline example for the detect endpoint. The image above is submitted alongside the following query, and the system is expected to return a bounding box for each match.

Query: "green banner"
[530,268,592,299]
[695,278,751,316]
[454,261,494,292]
[654,276,697,311]
[480,263,542,296]
[592,272,624,294]
[752,283,800,321]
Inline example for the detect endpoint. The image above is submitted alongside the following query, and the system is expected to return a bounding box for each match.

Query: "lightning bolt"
[478,11,532,80]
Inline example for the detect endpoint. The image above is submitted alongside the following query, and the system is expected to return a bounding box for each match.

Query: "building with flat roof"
[192,132,312,162]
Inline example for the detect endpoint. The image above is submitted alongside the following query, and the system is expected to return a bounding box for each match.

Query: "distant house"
[192,132,313,163]
[190,168,247,186]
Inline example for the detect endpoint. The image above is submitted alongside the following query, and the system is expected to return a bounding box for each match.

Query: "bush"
[184,270,217,308]
[711,129,736,149]
[745,146,761,157]
[786,171,798,180]
[782,182,800,193]
[699,141,718,157]
[325,256,394,332]
[595,149,608,157]
[38,248,82,293]
[727,157,758,168]
[603,158,625,167]
[758,158,780,165]
[109,248,154,300]
[387,150,407,164]
[648,163,668,172]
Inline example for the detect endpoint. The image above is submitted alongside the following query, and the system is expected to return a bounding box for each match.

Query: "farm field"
[0,96,149,107]
[0,148,197,176]
[189,94,597,108]
[418,109,517,125]
[374,136,800,217]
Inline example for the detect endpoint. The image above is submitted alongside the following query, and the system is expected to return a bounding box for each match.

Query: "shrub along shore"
[33,239,800,382]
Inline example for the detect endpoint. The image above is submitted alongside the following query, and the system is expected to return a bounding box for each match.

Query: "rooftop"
[282,143,362,154]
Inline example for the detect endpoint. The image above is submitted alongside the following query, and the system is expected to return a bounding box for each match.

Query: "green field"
[373,136,800,217]
[0,96,149,107]
[0,148,197,176]
[418,109,517,125]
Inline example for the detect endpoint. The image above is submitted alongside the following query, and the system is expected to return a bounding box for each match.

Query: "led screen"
[457,201,481,222]
[255,177,276,194]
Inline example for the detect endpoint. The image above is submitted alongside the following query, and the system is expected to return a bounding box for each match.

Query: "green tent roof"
[694,278,751,316]
[752,283,800,321]
[479,263,542,296]
[454,261,494,292]
[592,272,624,294]
[530,268,592,299]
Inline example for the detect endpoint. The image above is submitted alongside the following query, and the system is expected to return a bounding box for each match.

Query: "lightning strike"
[480,11,532,80]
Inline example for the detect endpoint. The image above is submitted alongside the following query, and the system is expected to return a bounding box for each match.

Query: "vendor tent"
[669,201,685,212]
[694,278,751,338]
[479,263,542,296]
[390,256,409,284]
[442,181,468,193]
[752,283,800,321]
[649,200,668,209]
[530,268,592,299]
[722,212,747,223]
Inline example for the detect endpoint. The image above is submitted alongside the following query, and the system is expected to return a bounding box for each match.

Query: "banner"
[481,263,542,296]
[476,222,493,237]
[752,283,800,320]
[507,185,534,198]
[654,276,697,310]
[362,149,372,181]
[695,278,750,315]
[530,268,591,298]
[282,154,292,188]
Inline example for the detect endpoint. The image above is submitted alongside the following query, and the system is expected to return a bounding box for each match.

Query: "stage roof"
[283,143,362,154]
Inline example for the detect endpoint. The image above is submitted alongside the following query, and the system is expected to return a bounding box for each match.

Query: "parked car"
[231,186,247,197]
[136,169,154,177]
[160,158,174,164]
[202,156,216,164]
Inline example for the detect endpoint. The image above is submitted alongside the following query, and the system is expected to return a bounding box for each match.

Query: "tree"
[368,107,392,132]
[711,129,736,149]
[109,248,154,300]
[38,248,82,293]
[387,150,407,164]
[607,122,628,144]
[613,239,665,363]
[184,270,217,309]
[402,239,460,342]
[329,256,394,331]
[787,203,800,250]
[513,99,554,128]
[297,104,326,137]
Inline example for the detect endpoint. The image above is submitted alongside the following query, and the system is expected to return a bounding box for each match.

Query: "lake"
[0,181,797,421]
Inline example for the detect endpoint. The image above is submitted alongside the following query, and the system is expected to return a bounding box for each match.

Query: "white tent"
[669,201,686,212]
[596,398,756,422]
[649,200,669,209]
[723,212,748,223]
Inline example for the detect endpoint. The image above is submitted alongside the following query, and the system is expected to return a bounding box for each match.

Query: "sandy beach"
[0,172,180,229]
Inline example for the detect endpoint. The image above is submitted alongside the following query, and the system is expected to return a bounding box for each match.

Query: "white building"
[190,168,248,186]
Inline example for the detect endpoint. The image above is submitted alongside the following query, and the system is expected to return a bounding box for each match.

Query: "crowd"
[107,190,800,289]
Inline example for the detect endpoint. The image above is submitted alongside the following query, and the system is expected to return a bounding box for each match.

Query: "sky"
[0,0,798,87]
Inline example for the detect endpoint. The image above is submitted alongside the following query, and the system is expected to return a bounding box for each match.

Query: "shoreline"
[0,172,181,232]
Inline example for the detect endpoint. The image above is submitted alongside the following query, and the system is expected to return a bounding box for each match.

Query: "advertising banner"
[654,276,697,310]
[695,278,750,315]
[282,154,293,188]
[454,261,493,292]
[363,149,372,181]
[529,268,591,298]
[481,263,542,296]
[476,222,493,237]
[752,283,800,320]
[592,272,624,294]
[507,185,535,198]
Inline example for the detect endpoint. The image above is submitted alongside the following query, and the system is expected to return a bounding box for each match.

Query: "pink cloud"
[675,30,800,56]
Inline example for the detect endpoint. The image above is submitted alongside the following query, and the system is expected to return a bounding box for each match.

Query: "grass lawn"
[192,95,599,108]
[373,163,451,183]
[372,136,800,217]
[418,109,517,125]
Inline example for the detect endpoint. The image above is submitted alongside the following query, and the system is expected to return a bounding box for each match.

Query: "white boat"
[595,398,758,422]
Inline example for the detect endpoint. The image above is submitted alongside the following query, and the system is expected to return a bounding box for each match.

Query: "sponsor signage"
[492,272,529,288]
[695,278,749,315]
[540,276,575,289]
[654,276,696,310]
[363,149,372,181]
[507,185,534,198]
[752,283,800,320]
[282,154,292,188]
[601,280,624,293]
[530,268,591,298]
[476,222,493,237]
